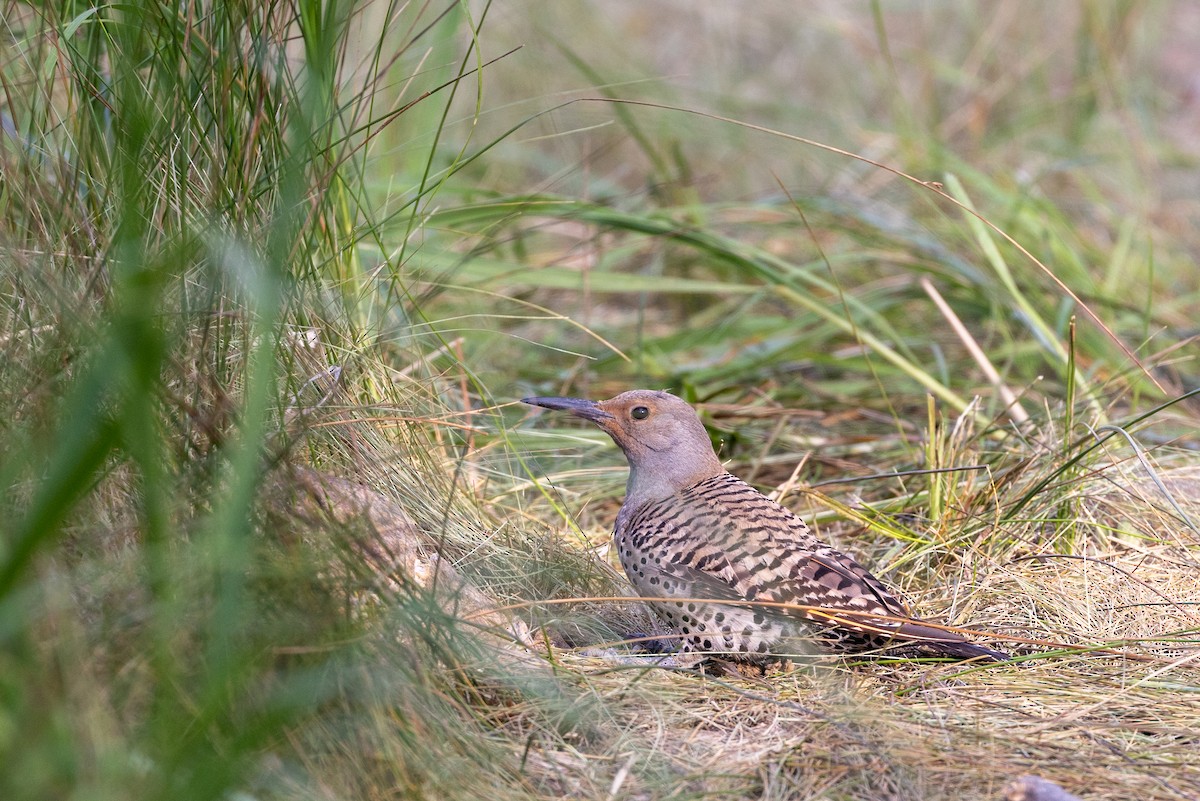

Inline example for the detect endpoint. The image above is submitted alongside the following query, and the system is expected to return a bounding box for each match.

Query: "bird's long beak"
[522,396,614,423]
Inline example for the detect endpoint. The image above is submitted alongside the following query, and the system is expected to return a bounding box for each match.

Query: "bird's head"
[523,389,725,502]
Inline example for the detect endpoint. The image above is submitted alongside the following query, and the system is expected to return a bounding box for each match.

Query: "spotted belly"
[616,541,823,660]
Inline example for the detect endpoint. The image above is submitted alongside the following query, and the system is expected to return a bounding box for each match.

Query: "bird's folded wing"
[792,547,912,618]
[637,535,919,631]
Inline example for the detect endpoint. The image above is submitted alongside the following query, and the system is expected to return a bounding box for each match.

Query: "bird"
[523,389,1009,665]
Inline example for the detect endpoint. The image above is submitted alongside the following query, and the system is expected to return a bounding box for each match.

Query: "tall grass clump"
[1,3,329,798]
[0,3,605,800]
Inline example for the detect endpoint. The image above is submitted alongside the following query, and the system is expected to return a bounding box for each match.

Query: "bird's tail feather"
[897,621,1010,662]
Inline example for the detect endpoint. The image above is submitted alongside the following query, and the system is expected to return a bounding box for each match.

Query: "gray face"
[522,390,726,502]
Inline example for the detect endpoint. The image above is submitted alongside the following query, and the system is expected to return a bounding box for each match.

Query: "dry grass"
[271,390,1200,799]
[478,406,1200,800]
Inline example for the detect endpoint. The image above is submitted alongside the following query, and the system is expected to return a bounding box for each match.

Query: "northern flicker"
[524,389,1008,663]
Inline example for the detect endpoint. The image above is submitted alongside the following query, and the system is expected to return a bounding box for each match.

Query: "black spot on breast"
[714,612,725,623]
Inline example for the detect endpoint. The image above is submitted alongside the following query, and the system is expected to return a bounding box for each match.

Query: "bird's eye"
[630,406,650,420]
